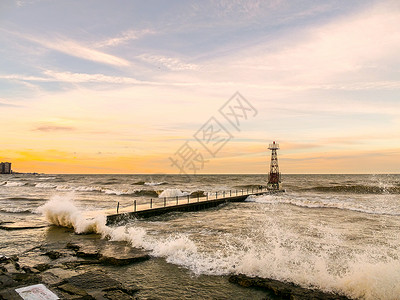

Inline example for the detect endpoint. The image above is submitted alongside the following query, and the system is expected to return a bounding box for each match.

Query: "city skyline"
[1,0,399,174]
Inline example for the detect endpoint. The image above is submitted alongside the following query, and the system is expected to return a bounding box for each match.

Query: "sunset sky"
[1,0,399,174]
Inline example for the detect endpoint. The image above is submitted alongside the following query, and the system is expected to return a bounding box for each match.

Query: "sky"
[0,0,399,174]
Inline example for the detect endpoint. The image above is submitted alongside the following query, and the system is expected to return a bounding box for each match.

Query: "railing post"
[187,195,190,203]
[216,191,218,199]
[223,191,225,198]
[117,202,119,214]
[236,190,237,196]
[206,193,208,201]
[134,200,136,212]
[241,189,243,195]
[247,188,248,194]
[164,197,166,207]
[176,196,178,205]
[230,190,231,197]
[150,198,153,208]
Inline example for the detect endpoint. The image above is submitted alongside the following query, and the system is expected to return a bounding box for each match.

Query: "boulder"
[229,274,351,300]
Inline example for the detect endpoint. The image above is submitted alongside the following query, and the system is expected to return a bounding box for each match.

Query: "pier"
[106,187,269,225]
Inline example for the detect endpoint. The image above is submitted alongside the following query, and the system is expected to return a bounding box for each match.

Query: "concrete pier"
[106,188,269,225]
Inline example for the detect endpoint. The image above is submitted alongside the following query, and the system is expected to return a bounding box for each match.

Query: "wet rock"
[0,224,48,231]
[0,288,21,300]
[66,242,81,251]
[104,289,137,300]
[229,274,351,300]
[44,267,79,280]
[34,263,51,272]
[45,250,62,260]
[3,262,23,274]
[40,271,64,286]
[66,271,123,291]
[58,283,90,297]
[99,248,150,266]
[0,274,17,288]
[12,273,41,285]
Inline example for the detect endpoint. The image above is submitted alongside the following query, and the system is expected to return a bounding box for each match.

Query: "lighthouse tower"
[267,141,281,191]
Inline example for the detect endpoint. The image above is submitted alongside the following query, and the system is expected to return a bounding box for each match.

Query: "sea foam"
[158,188,189,198]
[38,194,400,299]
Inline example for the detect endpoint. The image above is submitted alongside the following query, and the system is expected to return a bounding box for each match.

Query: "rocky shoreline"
[0,240,150,299]
[1,225,353,299]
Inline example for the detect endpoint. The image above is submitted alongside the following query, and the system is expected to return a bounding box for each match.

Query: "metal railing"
[115,186,268,214]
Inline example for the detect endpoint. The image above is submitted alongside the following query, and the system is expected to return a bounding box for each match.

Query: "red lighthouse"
[267,141,281,191]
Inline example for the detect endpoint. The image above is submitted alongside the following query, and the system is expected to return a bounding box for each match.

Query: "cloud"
[34,125,75,132]
[96,29,155,48]
[3,29,130,67]
[0,99,20,107]
[138,54,198,71]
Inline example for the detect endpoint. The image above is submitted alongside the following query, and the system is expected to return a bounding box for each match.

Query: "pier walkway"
[106,187,269,225]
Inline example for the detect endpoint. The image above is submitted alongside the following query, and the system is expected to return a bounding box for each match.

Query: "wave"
[38,196,400,300]
[35,183,57,189]
[304,185,400,194]
[144,181,167,186]
[0,207,35,214]
[104,189,159,197]
[37,177,56,180]
[233,184,266,190]
[6,197,46,202]
[37,195,107,234]
[246,194,400,216]
[132,181,145,185]
[190,190,207,198]
[158,188,189,198]
[0,181,26,187]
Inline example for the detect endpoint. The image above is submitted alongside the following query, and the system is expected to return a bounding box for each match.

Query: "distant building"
[0,162,12,174]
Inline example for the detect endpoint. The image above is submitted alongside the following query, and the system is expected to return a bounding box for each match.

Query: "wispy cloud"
[0,99,20,107]
[96,29,155,48]
[33,125,75,132]
[138,54,198,71]
[3,29,130,67]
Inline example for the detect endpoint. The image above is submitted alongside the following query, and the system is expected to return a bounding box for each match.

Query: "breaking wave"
[144,181,167,186]
[0,181,26,187]
[304,185,400,194]
[104,189,159,197]
[158,188,189,198]
[37,195,107,234]
[38,195,400,300]
[246,194,400,216]
[0,207,35,214]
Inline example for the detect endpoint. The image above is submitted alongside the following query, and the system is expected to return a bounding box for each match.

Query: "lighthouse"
[267,141,281,191]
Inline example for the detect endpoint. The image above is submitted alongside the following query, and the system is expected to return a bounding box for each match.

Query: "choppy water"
[1,174,400,299]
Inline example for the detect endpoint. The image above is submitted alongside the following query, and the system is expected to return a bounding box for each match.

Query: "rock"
[0,224,48,231]
[0,274,17,288]
[0,255,10,263]
[58,283,89,297]
[66,271,123,291]
[43,267,79,280]
[45,250,62,260]
[12,273,41,285]
[0,288,22,300]
[40,271,64,286]
[104,289,137,300]
[3,262,23,274]
[99,248,150,266]
[66,242,81,251]
[229,274,351,300]
[33,263,51,272]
